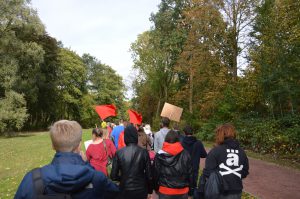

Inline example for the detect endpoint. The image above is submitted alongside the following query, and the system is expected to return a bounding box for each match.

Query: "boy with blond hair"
[15,120,119,199]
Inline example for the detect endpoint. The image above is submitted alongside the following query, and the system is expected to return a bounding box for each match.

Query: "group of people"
[15,117,249,199]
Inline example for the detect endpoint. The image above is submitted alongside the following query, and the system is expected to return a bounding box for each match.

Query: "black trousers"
[158,193,188,199]
[118,189,148,199]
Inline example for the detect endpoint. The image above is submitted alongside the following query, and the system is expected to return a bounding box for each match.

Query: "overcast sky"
[31,0,161,98]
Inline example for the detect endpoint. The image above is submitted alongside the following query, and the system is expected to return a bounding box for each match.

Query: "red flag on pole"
[95,104,117,120]
[127,109,142,125]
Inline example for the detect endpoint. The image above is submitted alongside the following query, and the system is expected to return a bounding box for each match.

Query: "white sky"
[31,0,161,98]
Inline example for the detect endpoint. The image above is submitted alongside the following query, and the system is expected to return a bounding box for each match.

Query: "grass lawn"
[0,131,257,199]
[0,129,92,199]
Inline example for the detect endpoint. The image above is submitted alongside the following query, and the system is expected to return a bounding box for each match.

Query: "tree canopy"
[130,0,300,155]
[0,0,125,133]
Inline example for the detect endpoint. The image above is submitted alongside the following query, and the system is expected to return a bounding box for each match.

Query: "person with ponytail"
[86,128,116,176]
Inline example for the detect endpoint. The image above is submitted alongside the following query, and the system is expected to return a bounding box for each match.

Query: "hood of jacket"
[223,138,240,149]
[181,136,197,154]
[43,152,94,193]
[157,142,183,166]
[124,125,138,145]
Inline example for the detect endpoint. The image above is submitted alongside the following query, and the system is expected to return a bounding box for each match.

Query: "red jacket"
[117,130,126,150]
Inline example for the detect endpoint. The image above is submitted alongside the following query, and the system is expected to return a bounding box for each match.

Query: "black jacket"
[203,139,249,194]
[182,137,207,170]
[110,125,152,193]
[154,147,192,191]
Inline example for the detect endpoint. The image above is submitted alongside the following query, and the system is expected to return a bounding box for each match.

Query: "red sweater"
[86,139,116,176]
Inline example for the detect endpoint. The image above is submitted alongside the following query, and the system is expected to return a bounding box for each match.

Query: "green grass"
[0,129,92,199]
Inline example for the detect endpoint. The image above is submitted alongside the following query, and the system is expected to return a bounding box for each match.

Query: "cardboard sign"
[160,102,183,122]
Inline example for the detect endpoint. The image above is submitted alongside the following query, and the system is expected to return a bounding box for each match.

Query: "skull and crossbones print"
[219,149,243,178]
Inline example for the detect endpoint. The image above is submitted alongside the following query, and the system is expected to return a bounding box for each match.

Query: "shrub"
[195,115,300,157]
[0,91,28,135]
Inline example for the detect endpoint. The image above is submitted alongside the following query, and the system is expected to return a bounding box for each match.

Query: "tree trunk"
[232,1,238,81]
[156,94,162,118]
[189,68,193,113]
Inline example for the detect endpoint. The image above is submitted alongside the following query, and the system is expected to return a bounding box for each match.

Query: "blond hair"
[50,120,82,152]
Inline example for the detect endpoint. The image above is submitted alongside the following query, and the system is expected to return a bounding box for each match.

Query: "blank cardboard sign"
[160,102,183,122]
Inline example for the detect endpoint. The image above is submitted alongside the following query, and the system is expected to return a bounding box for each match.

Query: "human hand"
[147,194,152,199]
[80,151,87,161]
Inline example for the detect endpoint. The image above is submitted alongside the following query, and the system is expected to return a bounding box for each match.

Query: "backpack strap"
[32,168,45,195]
[103,139,108,157]
[32,168,72,199]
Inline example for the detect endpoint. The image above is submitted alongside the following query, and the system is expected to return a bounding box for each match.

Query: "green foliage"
[0,0,45,133]
[81,54,125,125]
[196,120,219,142]
[131,0,189,123]
[0,91,28,134]
[56,48,87,120]
[251,0,300,117]
[236,116,300,155]
[0,1,126,133]
[132,0,300,158]
[82,54,125,108]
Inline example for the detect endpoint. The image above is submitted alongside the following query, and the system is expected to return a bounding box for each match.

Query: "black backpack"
[204,171,224,199]
[32,168,72,199]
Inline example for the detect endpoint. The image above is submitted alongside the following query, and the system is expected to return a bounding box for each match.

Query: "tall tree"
[250,0,300,117]
[218,0,258,80]
[131,0,189,121]
[82,54,126,120]
[56,48,87,120]
[0,0,44,133]
[175,0,228,115]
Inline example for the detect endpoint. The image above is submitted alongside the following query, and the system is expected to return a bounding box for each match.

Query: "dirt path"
[152,157,300,199]
[242,157,300,199]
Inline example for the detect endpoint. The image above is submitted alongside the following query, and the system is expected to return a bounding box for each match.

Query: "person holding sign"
[154,117,171,153]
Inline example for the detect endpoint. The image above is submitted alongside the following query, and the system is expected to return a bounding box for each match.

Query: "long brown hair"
[215,123,236,145]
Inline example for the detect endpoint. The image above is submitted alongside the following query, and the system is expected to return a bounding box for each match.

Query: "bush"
[196,120,221,141]
[0,91,28,135]
[236,116,300,155]
[195,115,300,157]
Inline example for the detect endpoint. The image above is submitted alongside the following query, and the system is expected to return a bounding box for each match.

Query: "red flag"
[127,109,142,125]
[95,104,116,120]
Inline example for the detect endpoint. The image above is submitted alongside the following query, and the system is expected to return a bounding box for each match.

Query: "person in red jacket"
[86,128,116,176]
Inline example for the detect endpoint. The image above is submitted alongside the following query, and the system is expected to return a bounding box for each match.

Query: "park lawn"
[0,130,92,199]
[0,131,256,199]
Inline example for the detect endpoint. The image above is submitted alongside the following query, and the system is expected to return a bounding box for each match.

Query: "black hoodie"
[181,136,207,188]
[124,125,138,145]
[203,139,249,194]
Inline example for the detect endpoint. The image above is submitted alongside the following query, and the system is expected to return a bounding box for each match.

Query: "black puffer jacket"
[110,125,152,193]
[153,142,192,191]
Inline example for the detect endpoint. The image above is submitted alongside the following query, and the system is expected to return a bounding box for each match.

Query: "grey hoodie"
[154,127,170,152]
